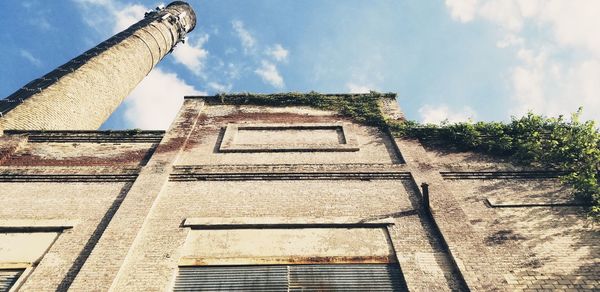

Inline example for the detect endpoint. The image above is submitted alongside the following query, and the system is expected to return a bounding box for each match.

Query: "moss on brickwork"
[215,92,394,127]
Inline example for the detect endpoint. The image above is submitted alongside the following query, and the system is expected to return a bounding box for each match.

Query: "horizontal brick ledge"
[0,173,138,183]
[440,171,568,180]
[3,130,165,143]
[170,171,412,181]
[182,217,396,229]
[485,198,591,208]
[173,163,407,172]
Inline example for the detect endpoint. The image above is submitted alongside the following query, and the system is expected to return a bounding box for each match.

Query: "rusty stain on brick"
[0,136,27,165]
[178,255,396,266]
[1,147,155,167]
[154,109,202,154]
[211,111,348,124]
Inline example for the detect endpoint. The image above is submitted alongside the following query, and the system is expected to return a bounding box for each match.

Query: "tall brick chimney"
[0,1,196,131]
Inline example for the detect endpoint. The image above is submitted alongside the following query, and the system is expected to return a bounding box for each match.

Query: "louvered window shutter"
[174,264,407,291]
[0,269,24,292]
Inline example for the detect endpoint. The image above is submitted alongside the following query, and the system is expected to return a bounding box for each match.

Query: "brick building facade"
[0,94,597,291]
[0,1,597,291]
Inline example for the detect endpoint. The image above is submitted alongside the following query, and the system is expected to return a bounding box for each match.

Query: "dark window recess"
[174,264,408,291]
[0,269,24,292]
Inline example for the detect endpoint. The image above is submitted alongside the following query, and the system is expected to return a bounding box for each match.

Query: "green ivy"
[392,109,600,219]
[213,92,600,219]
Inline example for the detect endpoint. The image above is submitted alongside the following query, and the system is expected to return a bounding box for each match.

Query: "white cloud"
[478,0,523,31]
[123,68,205,129]
[207,82,232,93]
[511,65,544,115]
[446,0,600,55]
[232,20,256,54]
[72,0,149,35]
[444,0,600,53]
[112,4,147,33]
[444,0,600,121]
[496,34,523,48]
[19,49,42,67]
[22,1,54,31]
[255,61,284,88]
[510,58,600,121]
[266,44,289,62]
[539,1,600,56]
[516,0,542,18]
[445,0,478,22]
[418,104,477,124]
[172,35,209,76]
[346,83,373,94]
[227,21,290,88]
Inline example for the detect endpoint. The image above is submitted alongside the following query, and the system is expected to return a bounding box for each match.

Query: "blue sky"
[1,0,598,129]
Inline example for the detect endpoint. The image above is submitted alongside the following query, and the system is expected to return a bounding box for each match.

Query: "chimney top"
[167,1,197,32]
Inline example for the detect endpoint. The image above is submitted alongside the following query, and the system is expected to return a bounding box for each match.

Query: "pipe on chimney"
[0,1,196,131]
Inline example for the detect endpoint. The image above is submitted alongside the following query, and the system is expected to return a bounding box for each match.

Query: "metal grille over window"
[174,264,407,291]
[0,269,24,292]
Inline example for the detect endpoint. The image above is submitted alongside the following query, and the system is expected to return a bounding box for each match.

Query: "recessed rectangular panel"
[0,233,57,264]
[236,127,343,145]
[180,227,395,265]
[219,123,359,152]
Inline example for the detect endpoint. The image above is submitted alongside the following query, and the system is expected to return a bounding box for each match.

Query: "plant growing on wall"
[215,92,600,219]
[392,109,600,219]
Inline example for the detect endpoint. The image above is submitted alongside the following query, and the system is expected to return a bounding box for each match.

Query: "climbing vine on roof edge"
[215,92,600,219]
[391,109,600,220]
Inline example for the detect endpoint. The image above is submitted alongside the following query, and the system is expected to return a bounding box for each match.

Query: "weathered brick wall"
[0,131,160,291]
[3,142,155,167]
[68,99,205,291]
[0,131,161,168]
[399,137,600,291]
[110,179,465,291]
[102,99,465,291]
[0,95,597,291]
[176,104,403,165]
[0,182,127,292]
[443,176,599,290]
